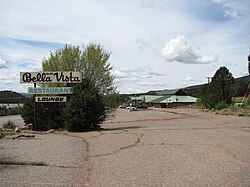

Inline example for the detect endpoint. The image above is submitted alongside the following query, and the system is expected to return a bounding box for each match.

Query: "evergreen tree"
[248,54,250,75]
[201,66,234,109]
[64,79,106,132]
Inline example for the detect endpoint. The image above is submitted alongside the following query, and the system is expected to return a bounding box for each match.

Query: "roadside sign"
[35,96,67,102]
[20,71,82,83]
[28,87,73,94]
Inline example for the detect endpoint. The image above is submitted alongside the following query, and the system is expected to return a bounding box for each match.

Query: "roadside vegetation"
[0,120,16,139]
[21,43,117,132]
[196,65,250,116]
[215,97,250,116]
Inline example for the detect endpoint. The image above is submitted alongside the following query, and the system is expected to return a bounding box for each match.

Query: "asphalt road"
[0,109,250,186]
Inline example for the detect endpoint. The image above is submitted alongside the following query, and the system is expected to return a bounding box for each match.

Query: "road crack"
[89,132,144,158]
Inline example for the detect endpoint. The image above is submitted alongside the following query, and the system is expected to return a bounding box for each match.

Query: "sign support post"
[34,83,37,130]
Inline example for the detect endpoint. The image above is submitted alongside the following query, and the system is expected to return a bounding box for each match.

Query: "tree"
[64,79,106,131]
[39,43,116,131]
[201,66,234,109]
[42,44,80,71]
[21,97,34,125]
[248,54,250,75]
[80,43,115,96]
[42,43,116,96]
[233,81,250,97]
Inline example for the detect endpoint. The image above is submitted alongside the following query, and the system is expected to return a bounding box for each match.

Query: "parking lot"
[0,108,250,186]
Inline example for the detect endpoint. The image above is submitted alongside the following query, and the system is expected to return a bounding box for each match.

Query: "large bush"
[64,79,106,132]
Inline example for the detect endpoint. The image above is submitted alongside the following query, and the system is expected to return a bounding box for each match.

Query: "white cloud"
[183,76,195,82]
[223,10,241,19]
[112,70,128,79]
[138,0,165,9]
[137,81,167,87]
[0,58,7,68]
[135,38,150,53]
[211,0,249,20]
[127,88,142,94]
[162,35,218,64]
[116,67,162,79]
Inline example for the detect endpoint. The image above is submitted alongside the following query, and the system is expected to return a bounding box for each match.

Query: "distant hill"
[184,75,250,97]
[19,93,32,98]
[0,90,30,104]
[118,75,250,103]
[233,75,250,83]
[184,84,204,97]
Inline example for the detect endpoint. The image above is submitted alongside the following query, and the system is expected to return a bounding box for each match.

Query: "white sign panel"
[20,72,82,83]
[28,87,73,94]
[35,96,67,102]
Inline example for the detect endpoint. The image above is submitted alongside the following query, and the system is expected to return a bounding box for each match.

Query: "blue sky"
[0,0,249,93]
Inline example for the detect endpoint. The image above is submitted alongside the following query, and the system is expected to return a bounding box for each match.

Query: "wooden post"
[34,83,37,130]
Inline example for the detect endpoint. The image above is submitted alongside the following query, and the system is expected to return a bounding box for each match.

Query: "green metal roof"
[175,96,197,103]
[151,95,197,103]
[150,96,171,103]
[130,94,197,104]
[140,95,162,102]
[129,96,143,101]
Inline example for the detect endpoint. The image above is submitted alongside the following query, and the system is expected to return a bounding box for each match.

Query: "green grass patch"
[0,160,48,166]
[0,132,5,139]
[2,120,16,130]
[0,131,16,139]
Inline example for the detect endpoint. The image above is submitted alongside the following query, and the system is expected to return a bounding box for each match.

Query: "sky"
[0,0,249,94]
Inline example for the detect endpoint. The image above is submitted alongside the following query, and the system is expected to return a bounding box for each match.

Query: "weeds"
[0,132,5,139]
[3,120,16,130]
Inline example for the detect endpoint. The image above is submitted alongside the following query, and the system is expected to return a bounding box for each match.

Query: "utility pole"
[248,54,250,75]
[206,77,212,83]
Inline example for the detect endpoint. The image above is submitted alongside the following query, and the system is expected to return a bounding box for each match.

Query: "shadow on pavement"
[100,126,142,131]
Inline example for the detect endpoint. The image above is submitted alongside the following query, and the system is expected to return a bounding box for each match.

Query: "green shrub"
[215,102,227,110]
[3,120,16,129]
[246,97,250,105]
[0,106,7,116]
[194,98,202,106]
[64,79,106,132]
[0,132,5,139]
[7,106,22,115]
[21,96,64,131]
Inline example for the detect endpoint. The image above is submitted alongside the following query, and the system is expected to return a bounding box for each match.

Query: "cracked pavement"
[71,109,250,186]
[0,108,250,186]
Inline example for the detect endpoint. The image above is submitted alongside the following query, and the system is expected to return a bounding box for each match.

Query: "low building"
[151,95,197,108]
[129,89,197,108]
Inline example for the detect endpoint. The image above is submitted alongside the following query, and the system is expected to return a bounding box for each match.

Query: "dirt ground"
[0,108,250,186]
